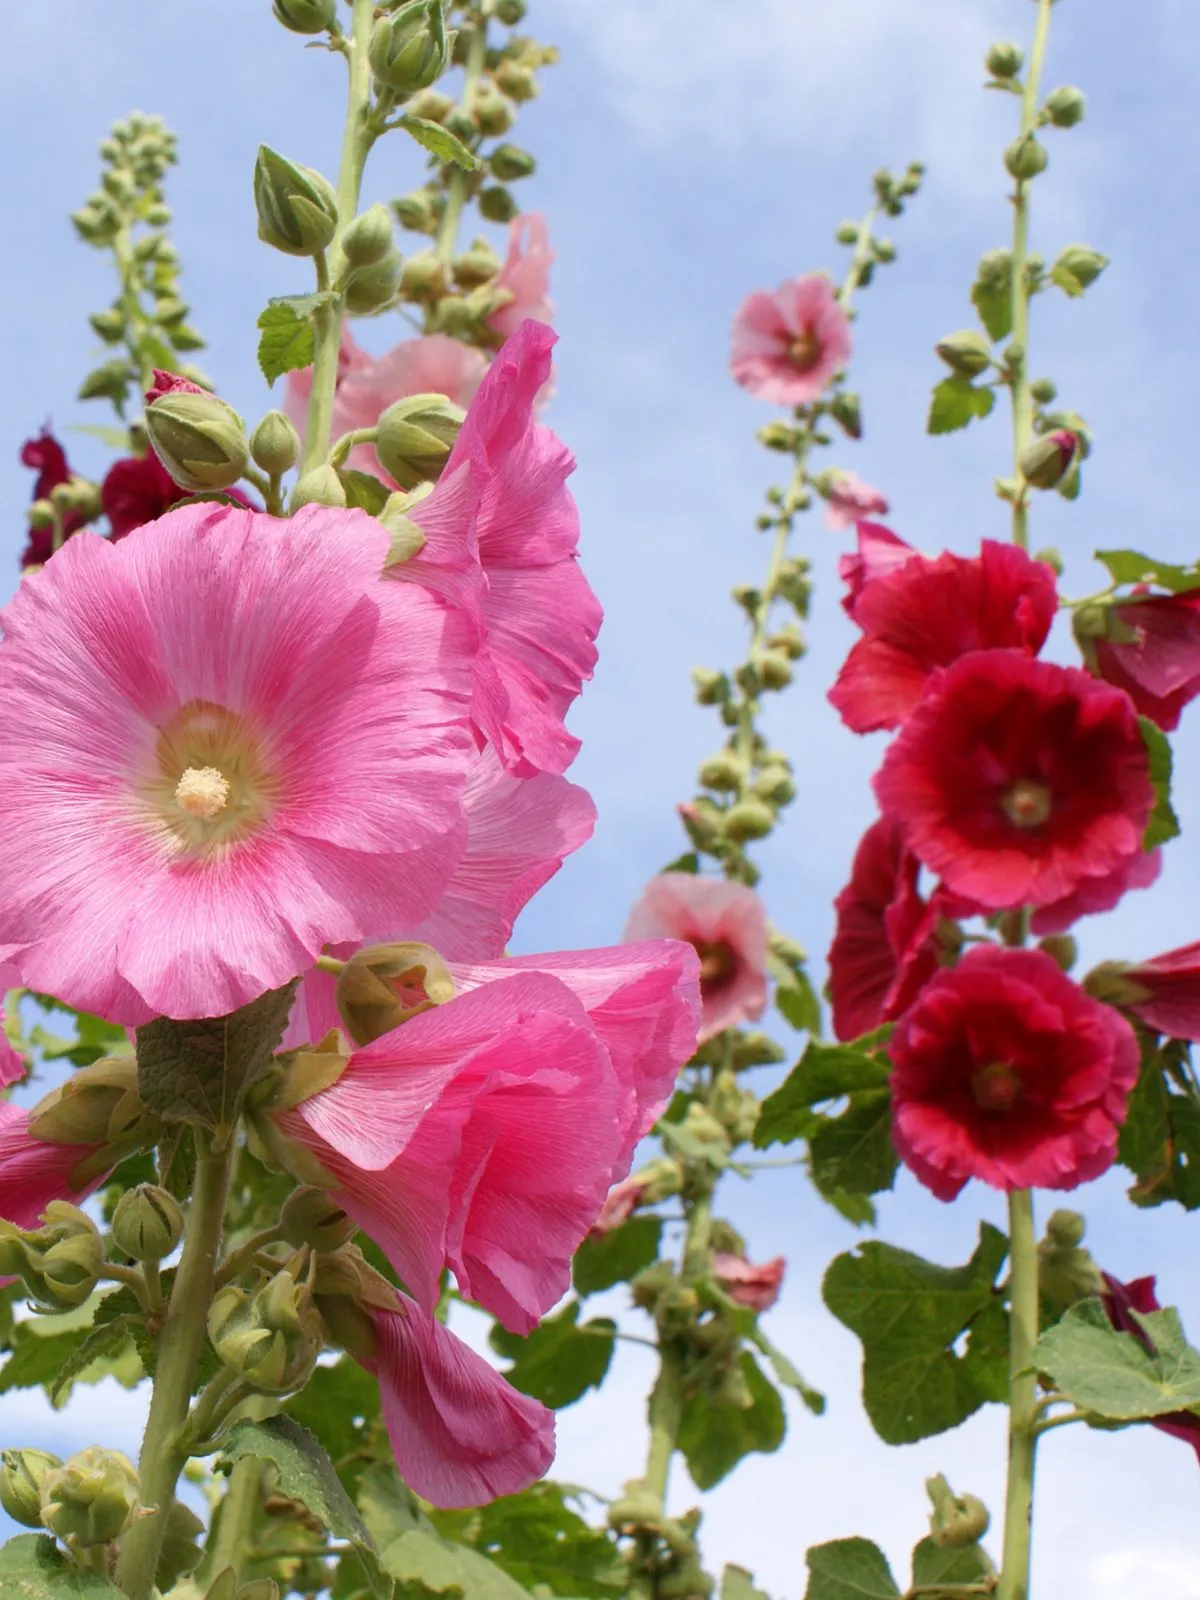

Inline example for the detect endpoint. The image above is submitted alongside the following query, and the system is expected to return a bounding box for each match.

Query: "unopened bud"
[691,667,728,707]
[1043,85,1086,128]
[341,203,395,268]
[494,60,537,102]
[375,393,464,491]
[254,146,338,257]
[935,329,992,378]
[280,1187,357,1252]
[758,652,793,691]
[393,191,437,232]
[757,422,797,452]
[145,390,249,492]
[27,1057,145,1152]
[249,409,300,477]
[927,1475,990,1549]
[829,390,862,439]
[1029,377,1057,404]
[380,485,431,567]
[1005,132,1049,180]
[753,765,796,805]
[451,237,502,289]
[1047,1208,1087,1249]
[406,88,455,123]
[985,40,1024,78]
[289,464,347,512]
[111,1184,183,1262]
[1019,429,1077,490]
[335,941,456,1046]
[27,499,55,530]
[0,1449,61,1528]
[208,1268,321,1395]
[1053,244,1108,292]
[479,184,518,223]
[490,143,536,182]
[1037,934,1078,973]
[399,249,448,301]
[494,0,526,20]
[1038,1209,1102,1306]
[41,1448,141,1547]
[698,751,745,793]
[89,308,125,344]
[723,799,775,843]
[343,249,403,315]
[368,2,453,98]
[272,0,337,33]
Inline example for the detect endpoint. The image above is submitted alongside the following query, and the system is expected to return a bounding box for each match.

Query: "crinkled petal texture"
[0,1107,100,1228]
[713,1252,785,1312]
[363,1292,554,1507]
[489,215,555,341]
[889,946,1139,1201]
[1092,592,1200,732]
[1031,847,1161,936]
[1123,942,1200,1040]
[624,873,767,1044]
[875,650,1153,911]
[831,542,1058,734]
[838,522,915,616]
[0,506,474,1023]
[825,472,889,532]
[730,274,852,405]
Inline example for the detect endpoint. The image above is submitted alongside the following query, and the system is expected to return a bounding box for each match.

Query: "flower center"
[174,766,231,820]
[138,699,280,859]
[1001,778,1052,829]
[788,330,820,371]
[970,1061,1022,1113]
[693,939,737,997]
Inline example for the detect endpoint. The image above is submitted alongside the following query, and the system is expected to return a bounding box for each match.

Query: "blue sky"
[3,4,1200,1596]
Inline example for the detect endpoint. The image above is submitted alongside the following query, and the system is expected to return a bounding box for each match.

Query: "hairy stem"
[997,1188,1039,1600]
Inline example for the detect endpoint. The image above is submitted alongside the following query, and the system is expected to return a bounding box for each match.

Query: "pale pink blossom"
[0,1105,100,1229]
[838,521,915,615]
[713,1252,786,1312]
[269,943,699,1334]
[588,1174,647,1236]
[624,873,768,1043]
[0,505,475,1024]
[489,215,554,341]
[731,274,852,406]
[823,471,890,532]
[360,1290,554,1507]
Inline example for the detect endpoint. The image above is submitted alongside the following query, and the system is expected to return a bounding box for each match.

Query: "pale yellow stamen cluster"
[174,765,231,821]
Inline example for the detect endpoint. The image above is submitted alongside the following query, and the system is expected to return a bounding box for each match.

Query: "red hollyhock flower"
[1100,1272,1200,1462]
[100,452,181,539]
[875,650,1154,910]
[837,521,914,616]
[1094,941,1200,1040]
[828,817,963,1042]
[890,946,1139,1201]
[19,428,85,567]
[1090,590,1200,732]
[831,541,1058,734]
[1030,847,1160,936]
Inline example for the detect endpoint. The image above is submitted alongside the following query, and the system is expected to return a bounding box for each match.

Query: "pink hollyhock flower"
[824,471,889,532]
[713,1252,785,1312]
[889,946,1139,1201]
[489,215,554,341]
[588,1174,647,1236]
[0,503,475,1024]
[730,274,852,406]
[1031,848,1161,936]
[19,429,87,567]
[269,947,698,1334]
[1100,1272,1200,1462]
[623,873,768,1044]
[1097,942,1200,1040]
[827,818,965,1043]
[358,1290,554,1507]
[144,368,206,402]
[837,521,915,615]
[0,1105,100,1229]
[1089,591,1200,732]
[398,320,601,776]
[875,650,1154,911]
[830,541,1058,734]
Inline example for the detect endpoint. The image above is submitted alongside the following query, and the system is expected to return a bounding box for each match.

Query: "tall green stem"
[116,1130,236,1600]
[435,7,487,264]
[998,1188,1039,1600]
[301,0,377,476]
[1008,0,1053,550]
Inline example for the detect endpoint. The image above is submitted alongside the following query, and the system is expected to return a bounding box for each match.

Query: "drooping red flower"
[1094,942,1200,1041]
[889,946,1139,1201]
[1030,847,1161,936]
[837,521,915,615]
[100,452,182,539]
[1100,1272,1200,1462]
[19,429,85,567]
[830,542,1057,734]
[875,650,1154,910]
[1089,590,1200,731]
[828,818,968,1043]
[713,1252,785,1312]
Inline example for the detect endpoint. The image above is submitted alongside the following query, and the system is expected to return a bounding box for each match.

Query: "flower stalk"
[997,1187,1039,1600]
[436,4,488,264]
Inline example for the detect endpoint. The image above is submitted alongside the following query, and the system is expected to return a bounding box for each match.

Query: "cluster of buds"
[684,686,804,881]
[833,162,923,291]
[987,34,1086,183]
[609,1481,712,1600]
[28,1056,162,1179]
[208,1250,324,1395]
[26,471,103,553]
[72,113,206,414]
[0,1203,103,1311]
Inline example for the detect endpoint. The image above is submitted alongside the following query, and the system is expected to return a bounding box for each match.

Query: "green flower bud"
[757,421,797,452]
[208,1267,321,1395]
[489,143,536,182]
[494,0,526,22]
[111,1184,183,1262]
[691,667,729,706]
[1005,132,1049,181]
[399,248,449,301]
[935,328,992,378]
[926,1474,990,1549]
[145,391,250,492]
[289,464,347,512]
[1019,429,1078,490]
[1029,376,1057,404]
[393,191,438,232]
[406,87,455,123]
[723,799,775,843]
[444,107,478,142]
[1053,244,1108,291]
[1043,85,1086,128]
[272,0,337,33]
[89,308,125,344]
[342,203,395,268]
[375,393,464,491]
[753,765,796,805]
[253,146,339,258]
[41,1447,141,1547]
[280,1187,357,1252]
[0,1449,61,1528]
[835,221,860,245]
[27,499,55,531]
[985,40,1024,78]
[494,60,537,102]
[335,941,457,1046]
[758,652,793,691]
[1046,1208,1087,1249]
[343,249,403,315]
[368,2,453,98]
[27,1057,146,1151]
[380,485,432,567]
[1033,545,1064,577]
[451,237,501,289]
[1038,1206,1102,1307]
[4,1203,104,1310]
[153,294,188,328]
[698,751,745,793]
[478,184,518,224]
[249,409,301,476]
[1037,934,1078,973]
[829,390,862,439]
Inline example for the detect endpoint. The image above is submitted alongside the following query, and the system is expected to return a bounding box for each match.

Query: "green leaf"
[809,1096,898,1202]
[490,1302,615,1409]
[970,257,1013,341]
[31,1004,131,1068]
[1095,549,1200,594]
[751,1330,825,1414]
[0,1323,94,1396]
[0,1533,123,1597]
[399,116,480,170]
[1032,1296,1200,1420]
[1139,717,1180,850]
[135,981,298,1132]
[67,423,132,450]
[432,1482,625,1599]
[755,1041,890,1149]
[338,468,392,515]
[77,358,136,412]
[660,851,700,874]
[823,1223,1008,1444]
[256,293,333,386]
[804,1538,900,1600]
[927,376,995,435]
[379,1523,533,1600]
[721,1565,771,1600]
[773,963,822,1035]
[678,1351,784,1490]
[909,1538,991,1588]
[47,1314,139,1406]
[1119,1037,1200,1209]
[573,1217,663,1296]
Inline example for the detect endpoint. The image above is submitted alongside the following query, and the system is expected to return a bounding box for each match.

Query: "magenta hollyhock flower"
[1031,848,1161,937]
[358,1290,554,1507]
[875,650,1154,911]
[713,1252,785,1312]
[0,504,475,1024]
[730,274,852,406]
[19,429,86,567]
[1099,1273,1200,1463]
[624,872,768,1044]
[889,946,1139,1202]
[1101,942,1200,1040]
[269,948,698,1334]
[837,521,915,616]
[489,214,554,341]
[823,471,889,532]
[0,1105,101,1229]
[830,542,1058,735]
[1090,590,1200,732]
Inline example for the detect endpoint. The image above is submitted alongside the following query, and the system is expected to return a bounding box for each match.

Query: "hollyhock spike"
[730,274,852,406]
